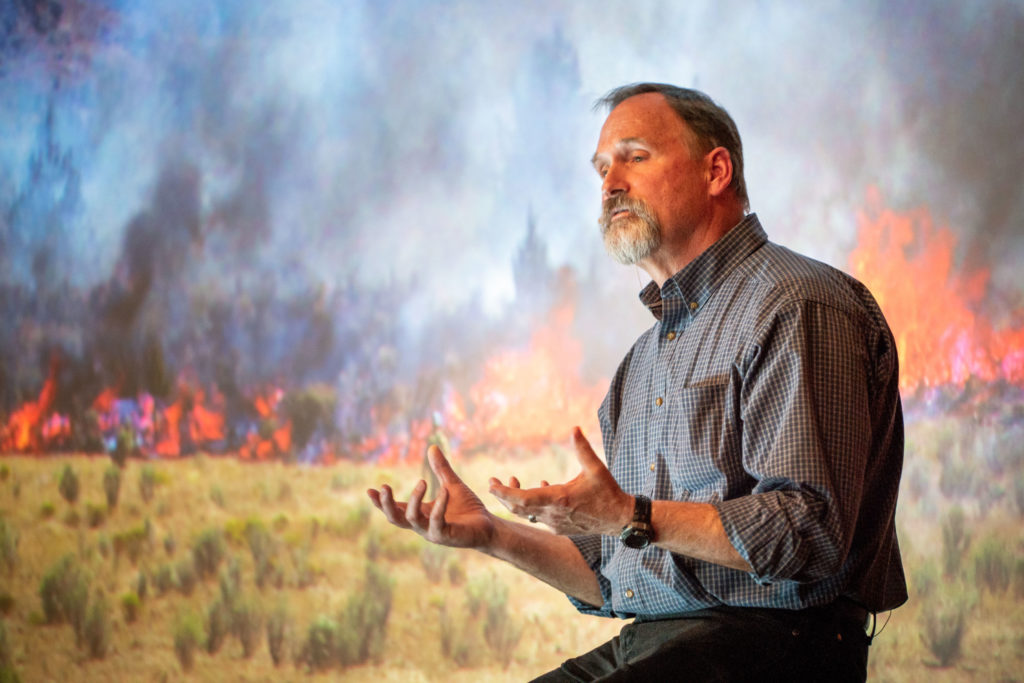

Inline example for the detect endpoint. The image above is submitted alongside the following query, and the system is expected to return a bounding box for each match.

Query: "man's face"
[592,93,706,265]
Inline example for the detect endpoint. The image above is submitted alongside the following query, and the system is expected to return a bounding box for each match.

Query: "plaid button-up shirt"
[570,214,907,618]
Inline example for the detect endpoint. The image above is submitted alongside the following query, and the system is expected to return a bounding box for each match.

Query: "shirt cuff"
[566,534,615,617]
[714,493,809,584]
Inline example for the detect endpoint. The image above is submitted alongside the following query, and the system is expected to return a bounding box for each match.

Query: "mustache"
[599,195,655,229]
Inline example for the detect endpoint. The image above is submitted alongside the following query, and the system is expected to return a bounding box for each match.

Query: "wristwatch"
[619,495,654,549]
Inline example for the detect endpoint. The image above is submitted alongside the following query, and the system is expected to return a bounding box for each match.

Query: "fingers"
[405,479,429,530]
[428,485,450,538]
[573,426,604,471]
[427,444,463,486]
[369,484,412,529]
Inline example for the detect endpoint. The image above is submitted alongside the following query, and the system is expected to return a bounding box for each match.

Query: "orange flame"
[461,302,605,451]
[1,362,58,452]
[849,188,1024,394]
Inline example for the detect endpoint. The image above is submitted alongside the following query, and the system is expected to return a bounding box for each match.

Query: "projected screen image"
[1,1,1022,680]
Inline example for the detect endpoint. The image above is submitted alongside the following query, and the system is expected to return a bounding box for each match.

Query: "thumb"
[427,444,463,485]
[572,427,604,471]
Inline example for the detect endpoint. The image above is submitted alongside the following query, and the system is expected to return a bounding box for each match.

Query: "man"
[368,83,906,681]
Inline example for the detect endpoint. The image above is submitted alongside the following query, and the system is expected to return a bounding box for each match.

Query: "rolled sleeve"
[723,299,873,583]
[566,534,616,617]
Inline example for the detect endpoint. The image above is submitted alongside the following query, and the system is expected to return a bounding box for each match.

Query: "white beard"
[599,200,662,265]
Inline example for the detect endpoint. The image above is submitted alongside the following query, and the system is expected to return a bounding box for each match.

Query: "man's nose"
[601,165,628,201]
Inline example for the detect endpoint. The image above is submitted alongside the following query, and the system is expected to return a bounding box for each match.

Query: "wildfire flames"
[0,302,604,462]
[4,192,1022,461]
[849,188,1024,395]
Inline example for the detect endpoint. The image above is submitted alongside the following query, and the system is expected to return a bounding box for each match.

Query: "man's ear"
[705,147,734,198]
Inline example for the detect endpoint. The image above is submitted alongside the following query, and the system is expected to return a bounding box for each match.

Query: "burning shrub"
[84,595,111,659]
[192,528,226,580]
[58,464,80,505]
[102,466,121,509]
[973,535,1012,594]
[120,591,141,623]
[266,602,289,667]
[173,610,203,672]
[280,384,337,453]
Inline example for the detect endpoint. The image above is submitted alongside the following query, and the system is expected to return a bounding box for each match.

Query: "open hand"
[488,427,633,536]
[367,445,496,549]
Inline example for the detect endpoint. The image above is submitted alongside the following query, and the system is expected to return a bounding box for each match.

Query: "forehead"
[595,92,691,154]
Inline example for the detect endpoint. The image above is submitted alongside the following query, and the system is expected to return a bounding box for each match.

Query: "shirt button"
[666,331,676,341]
[689,301,698,310]
[655,397,663,407]
[624,589,635,599]
[649,462,656,472]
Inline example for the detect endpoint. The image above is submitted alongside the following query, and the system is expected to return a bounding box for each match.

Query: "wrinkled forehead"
[594,93,693,155]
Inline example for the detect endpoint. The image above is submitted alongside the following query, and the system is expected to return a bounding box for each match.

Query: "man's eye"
[631,155,645,163]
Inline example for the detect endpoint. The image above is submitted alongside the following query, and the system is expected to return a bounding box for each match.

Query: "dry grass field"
[0,432,1021,681]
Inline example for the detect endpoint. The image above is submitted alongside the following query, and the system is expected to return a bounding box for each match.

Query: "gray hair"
[595,83,749,210]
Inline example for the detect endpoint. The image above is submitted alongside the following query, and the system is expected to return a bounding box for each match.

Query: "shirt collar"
[639,213,768,322]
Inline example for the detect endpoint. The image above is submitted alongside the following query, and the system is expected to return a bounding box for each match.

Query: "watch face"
[620,525,652,549]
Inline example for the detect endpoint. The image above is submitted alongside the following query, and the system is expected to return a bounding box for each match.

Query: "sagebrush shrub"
[266,602,289,667]
[941,506,970,577]
[192,529,226,580]
[58,465,80,505]
[176,558,197,596]
[139,465,156,503]
[920,598,968,667]
[173,611,203,672]
[38,555,88,627]
[206,599,231,654]
[974,536,1012,594]
[233,598,262,659]
[103,466,121,509]
[84,595,111,659]
[120,591,141,623]
[300,615,338,672]
[0,517,17,575]
[337,563,393,666]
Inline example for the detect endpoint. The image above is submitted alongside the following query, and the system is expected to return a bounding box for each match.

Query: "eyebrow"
[590,137,650,168]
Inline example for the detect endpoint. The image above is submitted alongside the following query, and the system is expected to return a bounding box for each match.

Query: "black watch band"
[619,495,654,549]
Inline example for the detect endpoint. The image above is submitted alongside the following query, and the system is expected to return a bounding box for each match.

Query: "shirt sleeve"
[714,298,875,584]
[565,534,618,617]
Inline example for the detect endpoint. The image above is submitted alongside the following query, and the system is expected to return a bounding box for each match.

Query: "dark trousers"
[532,602,870,682]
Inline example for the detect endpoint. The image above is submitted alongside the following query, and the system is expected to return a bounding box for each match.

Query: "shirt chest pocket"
[661,380,740,499]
